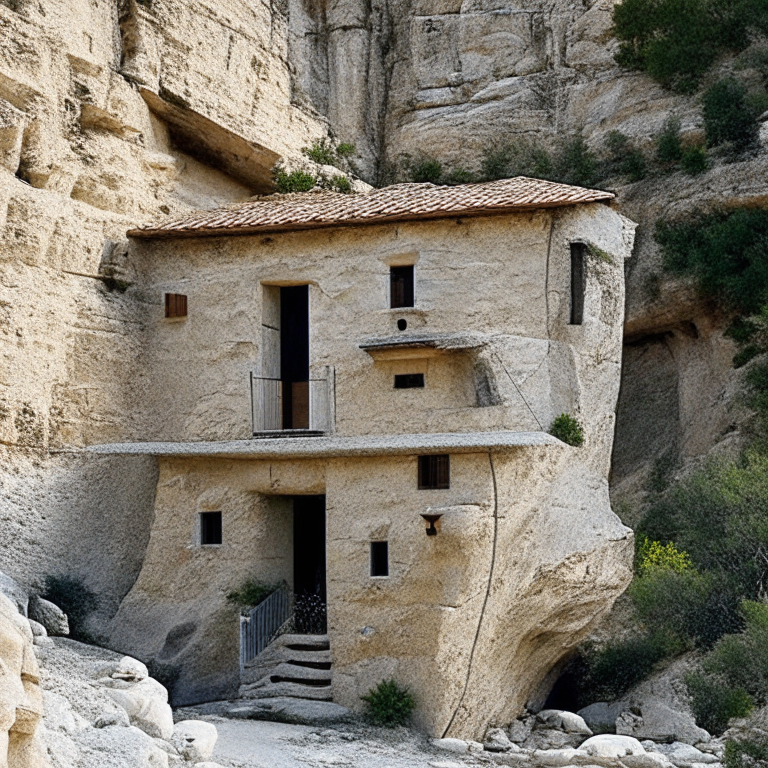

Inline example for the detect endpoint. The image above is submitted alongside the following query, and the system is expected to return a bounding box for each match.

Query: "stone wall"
[0,0,326,611]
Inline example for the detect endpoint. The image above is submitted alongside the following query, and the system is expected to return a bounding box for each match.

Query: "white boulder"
[102,677,174,739]
[93,656,149,683]
[538,711,593,736]
[579,735,645,758]
[663,744,719,767]
[170,720,218,763]
[621,754,675,768]
[433,738,472,753]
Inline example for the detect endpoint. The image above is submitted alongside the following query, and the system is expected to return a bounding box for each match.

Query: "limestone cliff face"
[0,0,762,706]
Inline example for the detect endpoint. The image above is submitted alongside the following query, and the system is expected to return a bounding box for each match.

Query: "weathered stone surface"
[0,572,29,616]
[578,704,625,735]
[184,697,354,726]
[28,597,69,637]
[0,593,49,768]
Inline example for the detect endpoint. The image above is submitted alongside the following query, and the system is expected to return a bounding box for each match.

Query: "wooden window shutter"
[418,454,450,489]
[165,293,188,319]
[390,266,414,308]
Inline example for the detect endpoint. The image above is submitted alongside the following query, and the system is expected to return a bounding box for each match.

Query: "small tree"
[703,80,761,152]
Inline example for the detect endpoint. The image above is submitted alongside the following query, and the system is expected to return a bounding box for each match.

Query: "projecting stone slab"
[186,697,353,725]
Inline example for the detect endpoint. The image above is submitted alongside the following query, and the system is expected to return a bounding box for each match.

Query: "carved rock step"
[239,680,333,701]
[241,634,332,688]
[270,662,332,684]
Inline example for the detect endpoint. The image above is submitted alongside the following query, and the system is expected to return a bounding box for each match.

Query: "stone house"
[93,177,636,739]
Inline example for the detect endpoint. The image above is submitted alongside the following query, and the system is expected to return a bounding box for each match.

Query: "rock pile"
[431,710,724,768]
[0,572,225,768]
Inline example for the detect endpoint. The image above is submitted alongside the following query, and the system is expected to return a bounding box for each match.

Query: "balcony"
[251,370,334,436]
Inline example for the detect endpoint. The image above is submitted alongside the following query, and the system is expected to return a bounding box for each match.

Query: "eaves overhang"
[79,431,564,460]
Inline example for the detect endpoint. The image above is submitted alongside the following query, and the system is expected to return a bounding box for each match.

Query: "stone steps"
[240,633,333,701]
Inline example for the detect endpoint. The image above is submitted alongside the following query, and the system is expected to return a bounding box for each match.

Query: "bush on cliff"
[703,79,763,152]
[612,0,768,91]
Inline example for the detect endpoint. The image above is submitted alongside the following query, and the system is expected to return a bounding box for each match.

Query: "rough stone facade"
[88,200,637,738]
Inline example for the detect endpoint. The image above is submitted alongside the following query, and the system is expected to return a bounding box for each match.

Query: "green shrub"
[686,672,754,735]
[703,79,761,152]
[734,345,762,368]
[42,575,98,643]
[550,414,584,446]
[328,175,352,193]
[227,580,282,611]
[274,168,317,193]
[444,167,475,185]
[640,452,768,601]
[302,138,356,169]
[681,145,708,174]
[552,136,599,188]
[657,118,684,164]
[630,567,743,648]
[702,602,768,703]
[725,735,768,768]
[576,634,674,706]
[636,538,693,575]
[612,0,768,91]
[656,208,768,314]
[410,158,443,184]
[361,679,416,727]
[480,140,553,181]
[604,131,647,182]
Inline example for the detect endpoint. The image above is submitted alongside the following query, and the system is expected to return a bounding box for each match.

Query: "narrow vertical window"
[165,293,188,319]
[370,541,389,577]
[200,511,222,545]
[390,265,414,308]
[570,243,585,325]
[418,455,450,489]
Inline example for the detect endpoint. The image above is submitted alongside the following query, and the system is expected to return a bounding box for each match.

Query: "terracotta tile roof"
[127,177,614,239]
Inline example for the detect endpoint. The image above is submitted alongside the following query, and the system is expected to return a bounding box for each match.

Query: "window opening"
[280,286,310,429]
[397,319,408,331]
[570,243,586,325]
[418,455,450,489]
[394,373,424,389]
[165,293,187,319]
[390,266,414,308]
[200,511,222,545]
[370,541,389,577]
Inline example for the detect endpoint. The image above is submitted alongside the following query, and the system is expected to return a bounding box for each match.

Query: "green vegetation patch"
[612,0,768,92]
[550,414,585,446]
[656,208,768,315]
[361,679,416,727]
[227,580,283,612]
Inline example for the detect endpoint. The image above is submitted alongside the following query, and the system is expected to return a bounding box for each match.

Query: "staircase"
[239,633,333,701]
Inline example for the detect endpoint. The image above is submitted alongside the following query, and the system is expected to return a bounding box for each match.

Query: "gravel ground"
[187,717,491,768]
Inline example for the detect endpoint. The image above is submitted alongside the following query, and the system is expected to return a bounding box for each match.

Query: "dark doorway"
[293,495,327,633]
[280,286,310,429]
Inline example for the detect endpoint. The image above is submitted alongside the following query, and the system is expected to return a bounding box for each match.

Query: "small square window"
[394,373,424,389]
[370,541,389,577]
[390,266,414,308]
[200,511,222,545]
[418,455,450,490]
[165,293,188,319]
